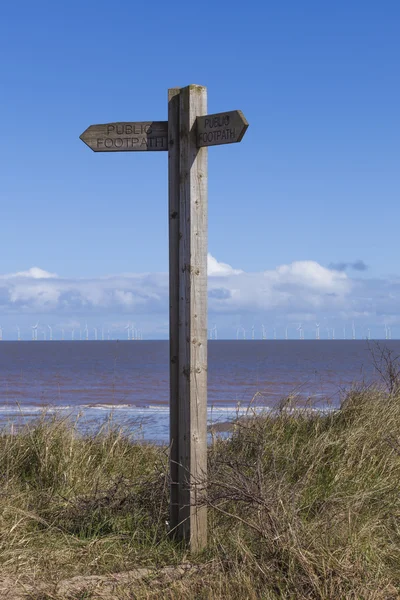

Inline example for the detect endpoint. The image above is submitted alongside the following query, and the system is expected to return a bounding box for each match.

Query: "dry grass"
[0,416,180,587]
[204,387,400,599]
[1,352,400,597]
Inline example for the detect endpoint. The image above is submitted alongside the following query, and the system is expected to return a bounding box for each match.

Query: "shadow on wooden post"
[168,87,181,534]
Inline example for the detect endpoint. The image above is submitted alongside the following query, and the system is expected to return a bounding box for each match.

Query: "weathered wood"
[178,85,208,552]
[80,121,168,152]
[168,87,181,534]
[79,85,249,554]
[196,110,248,147]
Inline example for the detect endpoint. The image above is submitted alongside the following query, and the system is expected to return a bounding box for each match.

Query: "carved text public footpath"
[197,110,248,147]
[80,121,168,152]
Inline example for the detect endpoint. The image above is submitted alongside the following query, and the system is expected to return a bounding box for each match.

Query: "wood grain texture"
[80,121,168,152]
[168,87,181,534]
[196,110,248,147]
[178,85,208,552]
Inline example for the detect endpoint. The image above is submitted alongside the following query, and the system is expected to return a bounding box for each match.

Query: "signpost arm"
[168,87,181,534]
[178,85,208,551]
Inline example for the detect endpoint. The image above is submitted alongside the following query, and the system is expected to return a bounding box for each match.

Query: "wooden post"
[81,83,248,553]
[178,84,208,551]
[168,84,208,551]
[168,87,181,532]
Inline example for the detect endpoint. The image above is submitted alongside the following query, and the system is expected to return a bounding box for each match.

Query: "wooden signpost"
[197,110,248,147]
[80,85,248,552]
[80,122,168,152]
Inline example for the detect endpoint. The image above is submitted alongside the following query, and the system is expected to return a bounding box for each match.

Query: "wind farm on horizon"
[231,323,393,341]
[0,322,395,341]
[0,322,144,341]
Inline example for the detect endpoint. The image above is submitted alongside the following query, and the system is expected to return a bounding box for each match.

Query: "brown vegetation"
[1,349,400,598]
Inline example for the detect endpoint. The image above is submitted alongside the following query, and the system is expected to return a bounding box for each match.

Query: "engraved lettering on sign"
[196,111,248,147]
[80,121,170,152]
[198,129,236,144]
[198,114,237,145]
[204,115,230,128]
[96,136,167,150]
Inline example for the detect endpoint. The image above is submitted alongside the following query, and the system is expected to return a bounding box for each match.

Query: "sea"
[0,340,397,443]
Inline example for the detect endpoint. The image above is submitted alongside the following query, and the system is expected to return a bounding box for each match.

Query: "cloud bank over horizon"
[0,255,399,338]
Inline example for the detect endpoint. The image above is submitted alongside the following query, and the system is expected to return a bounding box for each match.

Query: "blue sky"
[0,1,399,339]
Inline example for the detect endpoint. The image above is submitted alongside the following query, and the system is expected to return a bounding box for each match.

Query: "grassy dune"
[1,356,400,597]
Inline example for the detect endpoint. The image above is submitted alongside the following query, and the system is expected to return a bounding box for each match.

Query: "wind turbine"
[261,324,266,340]
[101,327,104,341]
[352,321,356,340]
[237,326,245,339]
[385,324,388,340]
[316,323,320,340]
[273,327,277,340]
[297,323,303,340]
[388,326,392,340]
[61,328,65,341]
[107,328,110,341]
[94,327,98,341]
[343,326,346,340]
[367,328,371,340]
[17,326,21,341]
[42,329,46,341]
[285,325,288,340]
[71,329,75,341]
[251,325,255,340]
[48,325,53,341]
[32,322,39,341]
[125,323,131,340]
[0,326,2,341]
[213,324,218,340]
[332,328,335,340]
[84,323,89,340]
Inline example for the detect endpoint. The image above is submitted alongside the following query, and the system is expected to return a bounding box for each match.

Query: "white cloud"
[8,283,61,307]
[0,267,57,279]
[207,254,243,276]
[0,270,168,315]
[114,290,135,307]
[274,261,348,291]
[207,260,351,314]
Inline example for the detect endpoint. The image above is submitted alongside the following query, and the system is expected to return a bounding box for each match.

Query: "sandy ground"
[0,563,205,599]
